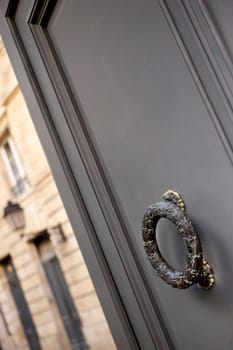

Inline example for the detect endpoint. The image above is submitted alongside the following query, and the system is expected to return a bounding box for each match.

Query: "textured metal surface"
[142,190,215,289]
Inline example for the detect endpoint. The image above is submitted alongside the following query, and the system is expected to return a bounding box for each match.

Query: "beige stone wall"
[0,40,116,349]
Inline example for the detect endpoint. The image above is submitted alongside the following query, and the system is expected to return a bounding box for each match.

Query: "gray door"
[1,1,233,349]
[3,259,41,350]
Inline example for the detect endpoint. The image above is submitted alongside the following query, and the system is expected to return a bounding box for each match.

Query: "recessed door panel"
[45,1,233,349]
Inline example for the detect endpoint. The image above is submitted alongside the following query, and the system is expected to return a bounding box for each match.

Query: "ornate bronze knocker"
[142,190,215,290]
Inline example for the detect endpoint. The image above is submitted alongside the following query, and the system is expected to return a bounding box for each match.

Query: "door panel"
[0,1,152,347]
[204,0,233,61]
[1,0,233,349]
[46,1,233,349]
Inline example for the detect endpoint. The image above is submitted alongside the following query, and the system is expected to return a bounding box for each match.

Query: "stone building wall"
[0,39,115,350]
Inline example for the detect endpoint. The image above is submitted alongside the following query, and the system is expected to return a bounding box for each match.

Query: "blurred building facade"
[0,38,115,350]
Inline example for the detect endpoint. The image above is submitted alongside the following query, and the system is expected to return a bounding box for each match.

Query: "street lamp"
[3,201,25,231]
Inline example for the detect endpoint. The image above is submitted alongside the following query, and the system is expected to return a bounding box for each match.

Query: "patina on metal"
[142,190,215,290]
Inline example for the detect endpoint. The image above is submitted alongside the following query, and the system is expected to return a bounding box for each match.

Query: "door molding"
[0,1,172,349]
[27,1,174,349]
[0,1,142,349]
[161,0,233,167]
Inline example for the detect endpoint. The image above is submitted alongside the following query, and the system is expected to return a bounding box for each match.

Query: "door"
[37,237,88,350]
[3,259,41,350]
[1,1,233,349]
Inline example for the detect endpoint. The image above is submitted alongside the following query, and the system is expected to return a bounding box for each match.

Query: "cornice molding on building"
[0,106,6,119]
[23,226,47,241]
[1,83,19,107]
[0,108,9,144]
[31,170,52,189]
[24,224,62,243]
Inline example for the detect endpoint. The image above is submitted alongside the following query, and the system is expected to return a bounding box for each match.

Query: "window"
[1,137,29,196]
[2,257,41,350]
[36,233,88,349]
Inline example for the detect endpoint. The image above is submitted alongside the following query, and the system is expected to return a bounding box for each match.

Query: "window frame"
[1,136,29,196]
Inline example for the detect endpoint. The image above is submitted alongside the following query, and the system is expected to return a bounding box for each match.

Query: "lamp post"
[3,201,25,231]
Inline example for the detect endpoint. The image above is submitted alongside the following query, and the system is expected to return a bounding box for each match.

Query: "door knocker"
[142,190,215,290]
